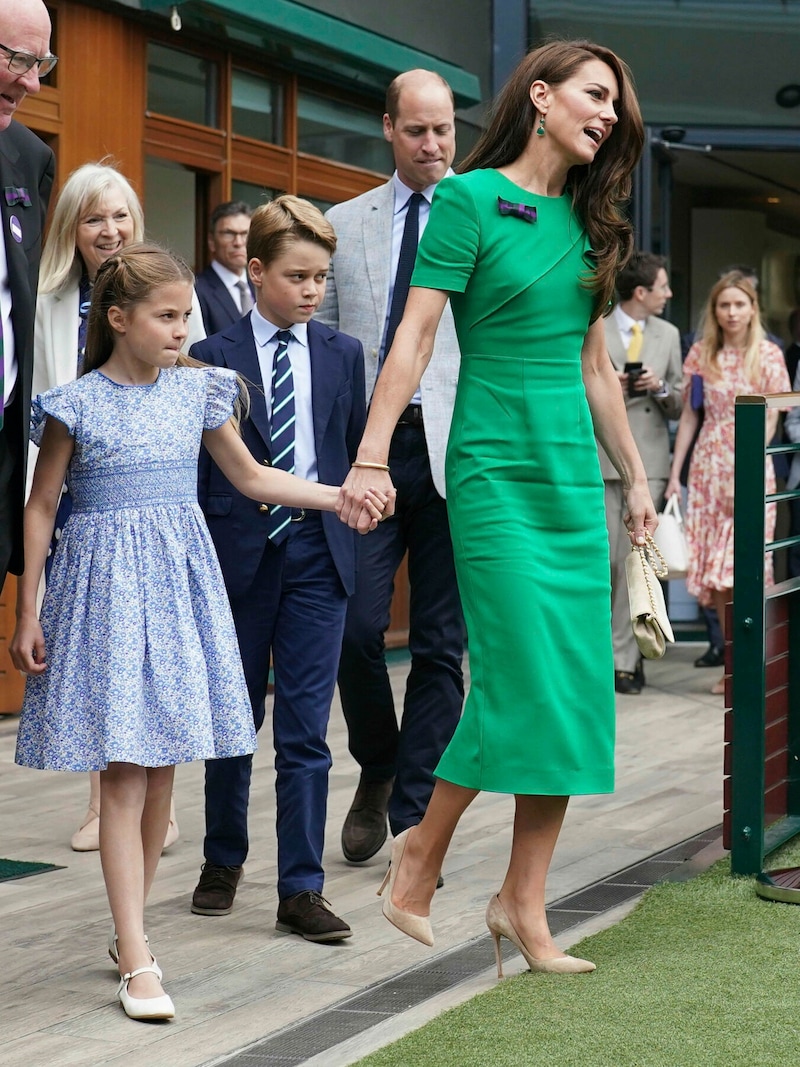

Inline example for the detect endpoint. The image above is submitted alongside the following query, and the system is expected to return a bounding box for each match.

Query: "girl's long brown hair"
[83,243,249,422]
[459,40,644,320]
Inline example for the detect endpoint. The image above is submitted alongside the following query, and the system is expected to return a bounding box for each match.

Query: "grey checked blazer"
[316,179,460,497]
[599,314,683,482]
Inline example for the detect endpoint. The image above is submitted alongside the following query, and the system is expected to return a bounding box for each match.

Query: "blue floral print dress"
[15,366,257,772]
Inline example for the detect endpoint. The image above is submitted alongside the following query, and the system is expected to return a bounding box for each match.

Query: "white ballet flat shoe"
[117,965,174,1021]
[70,806,100,851]
[108,930,162,981]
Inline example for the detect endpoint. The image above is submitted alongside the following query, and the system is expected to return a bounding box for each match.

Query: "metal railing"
[729,392,800,875]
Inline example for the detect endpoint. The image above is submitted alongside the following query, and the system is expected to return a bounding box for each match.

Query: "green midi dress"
[412,169,615,796]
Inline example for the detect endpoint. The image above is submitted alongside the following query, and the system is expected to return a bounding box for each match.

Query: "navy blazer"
[193,315,366,600]
[1,121,54,575]
[194,264,255,337]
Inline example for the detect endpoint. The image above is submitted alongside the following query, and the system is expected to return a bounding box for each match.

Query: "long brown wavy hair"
[459,40,644,320]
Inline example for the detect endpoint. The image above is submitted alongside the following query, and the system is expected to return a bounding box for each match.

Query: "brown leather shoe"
[191,862,243,915]
[614,670,641,695]
[276,890,352,942]
[341,776,394,863]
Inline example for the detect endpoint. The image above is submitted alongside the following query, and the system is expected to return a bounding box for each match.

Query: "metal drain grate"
[207,825,722,1067]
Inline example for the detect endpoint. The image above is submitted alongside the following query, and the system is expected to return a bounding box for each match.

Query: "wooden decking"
[0,643,723,1066]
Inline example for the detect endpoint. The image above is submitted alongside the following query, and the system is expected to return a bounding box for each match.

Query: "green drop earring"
[536,113,546,137]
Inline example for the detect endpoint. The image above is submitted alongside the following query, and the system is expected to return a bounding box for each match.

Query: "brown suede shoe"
[341,776,394,863]
[191,862,243,915]
[276,891,352,942]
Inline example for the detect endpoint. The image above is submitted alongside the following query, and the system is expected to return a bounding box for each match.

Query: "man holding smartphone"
[599,252,683,695]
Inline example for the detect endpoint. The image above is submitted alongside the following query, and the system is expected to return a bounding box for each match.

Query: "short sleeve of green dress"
[412,169,615,796]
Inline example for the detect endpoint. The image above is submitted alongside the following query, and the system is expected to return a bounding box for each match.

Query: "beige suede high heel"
[485,894,596,977]
[377,828,434,947]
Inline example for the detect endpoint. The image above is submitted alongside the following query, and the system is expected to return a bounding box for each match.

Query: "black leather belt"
[396,403,424,427]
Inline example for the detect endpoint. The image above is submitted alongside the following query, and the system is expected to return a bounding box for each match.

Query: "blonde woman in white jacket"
[31,162,205,850]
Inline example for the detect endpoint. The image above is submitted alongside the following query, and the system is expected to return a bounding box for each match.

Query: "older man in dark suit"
[194,201,255,336]
[0,0,56,584]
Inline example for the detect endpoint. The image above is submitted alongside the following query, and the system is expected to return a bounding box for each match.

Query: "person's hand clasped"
[10,616,47,676]
[630,365,661,394]
[359,488,393,533]
[337,461,397,534]
[623,482,659,547]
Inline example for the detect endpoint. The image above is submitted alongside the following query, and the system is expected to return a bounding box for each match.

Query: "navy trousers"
[203,512,347,900]
[337,423,465,836]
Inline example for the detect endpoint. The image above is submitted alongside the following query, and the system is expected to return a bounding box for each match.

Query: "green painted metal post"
[731,397,767,875]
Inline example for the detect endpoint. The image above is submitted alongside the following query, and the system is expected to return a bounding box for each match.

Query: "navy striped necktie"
[381,191,424,370]
[267,329,296,544]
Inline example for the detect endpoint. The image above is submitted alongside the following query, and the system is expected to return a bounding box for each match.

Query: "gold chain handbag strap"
[634,532,668,615]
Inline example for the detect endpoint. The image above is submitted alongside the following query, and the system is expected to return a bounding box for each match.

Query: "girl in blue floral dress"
[10,245,385,1021]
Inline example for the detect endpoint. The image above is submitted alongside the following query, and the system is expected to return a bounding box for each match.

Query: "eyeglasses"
[0,42,58,78]
[216,228,250,242]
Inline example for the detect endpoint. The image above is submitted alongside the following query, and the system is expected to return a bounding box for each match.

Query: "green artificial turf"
[0,858,62,881]
[355,843,800,1067]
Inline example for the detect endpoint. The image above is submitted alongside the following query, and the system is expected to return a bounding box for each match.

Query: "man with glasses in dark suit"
[0,0,55,585]
[194,201,255,336]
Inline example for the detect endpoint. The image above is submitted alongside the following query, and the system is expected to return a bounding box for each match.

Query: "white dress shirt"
[0,227,16,407]
[613,305,646,354]
[211,259,251,314]
[251,307,318,483]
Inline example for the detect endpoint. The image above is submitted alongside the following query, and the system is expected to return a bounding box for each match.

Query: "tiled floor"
[0,641,724,1066]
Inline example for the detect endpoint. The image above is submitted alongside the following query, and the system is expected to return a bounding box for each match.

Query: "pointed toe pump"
[485,894,596,977]
[377,827,434,947]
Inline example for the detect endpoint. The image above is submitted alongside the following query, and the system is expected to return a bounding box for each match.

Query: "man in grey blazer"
[317,69,464,864]
[600,252,682,695]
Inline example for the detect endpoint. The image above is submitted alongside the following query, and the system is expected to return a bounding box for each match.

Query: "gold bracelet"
[352,460,390,472]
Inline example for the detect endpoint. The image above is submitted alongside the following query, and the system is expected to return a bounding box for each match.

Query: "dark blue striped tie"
[268,329,296,544]
[381,191,423,370]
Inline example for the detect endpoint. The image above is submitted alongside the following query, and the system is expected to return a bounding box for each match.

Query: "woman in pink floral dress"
[666,271,790,693]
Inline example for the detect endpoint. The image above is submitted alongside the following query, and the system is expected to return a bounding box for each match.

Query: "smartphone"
[624,362,644,397]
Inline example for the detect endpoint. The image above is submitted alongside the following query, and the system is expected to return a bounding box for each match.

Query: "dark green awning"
[140,0,483,107]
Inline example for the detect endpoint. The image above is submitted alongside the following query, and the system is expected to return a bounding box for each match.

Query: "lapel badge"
[5,186,31,208]
[9,215,23,243]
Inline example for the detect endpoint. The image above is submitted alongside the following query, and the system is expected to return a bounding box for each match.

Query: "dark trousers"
[337,423,465,836]
[203,512,347,900]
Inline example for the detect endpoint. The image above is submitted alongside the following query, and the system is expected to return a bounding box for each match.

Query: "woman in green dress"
[338,40,656,974]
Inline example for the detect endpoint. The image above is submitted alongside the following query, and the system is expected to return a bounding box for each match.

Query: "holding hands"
[339,463,397,534]
[358,484,395,531]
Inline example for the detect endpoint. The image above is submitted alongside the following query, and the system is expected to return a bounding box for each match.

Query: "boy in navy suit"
[191,196,366,941]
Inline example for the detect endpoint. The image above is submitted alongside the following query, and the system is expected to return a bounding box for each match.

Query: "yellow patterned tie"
[627,321,643,362]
